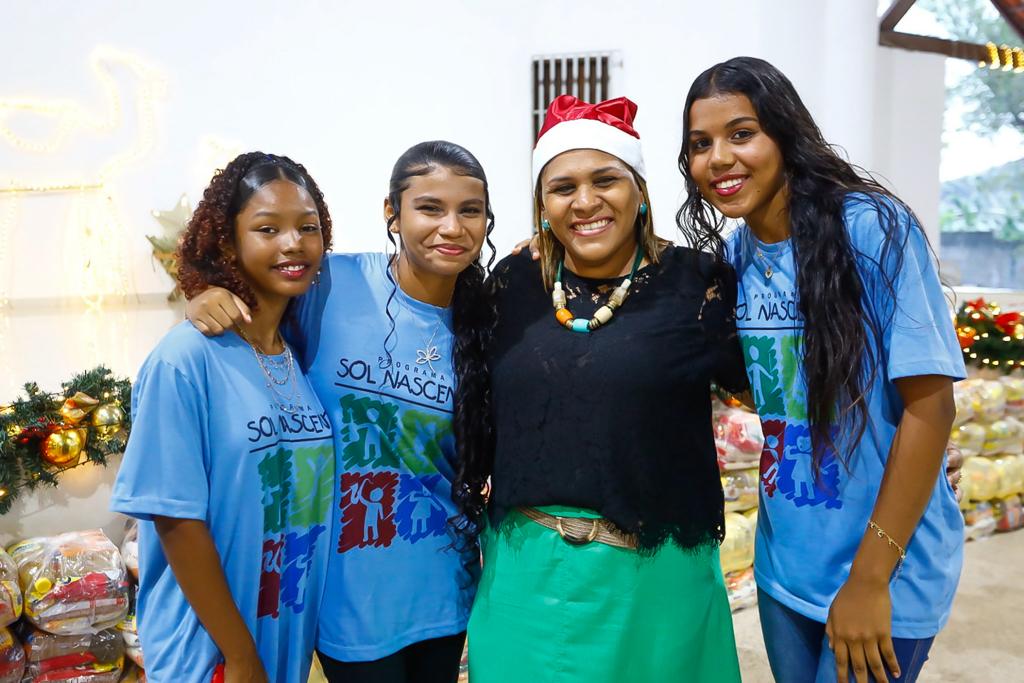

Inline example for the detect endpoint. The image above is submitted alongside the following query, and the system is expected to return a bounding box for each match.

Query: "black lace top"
[486,247,748,551]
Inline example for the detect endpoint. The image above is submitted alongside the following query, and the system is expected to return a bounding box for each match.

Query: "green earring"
[541,219,551,231]
[639,203,648,216]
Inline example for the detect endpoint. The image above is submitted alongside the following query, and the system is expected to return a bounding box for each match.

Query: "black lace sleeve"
[699,260,749,395]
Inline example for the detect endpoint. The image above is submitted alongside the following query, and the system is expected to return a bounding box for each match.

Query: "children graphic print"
[256,442,333,619]
[737,288,843,510]
[336,391,453,553]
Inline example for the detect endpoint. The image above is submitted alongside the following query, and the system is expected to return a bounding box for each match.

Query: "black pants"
[318,632,466,683]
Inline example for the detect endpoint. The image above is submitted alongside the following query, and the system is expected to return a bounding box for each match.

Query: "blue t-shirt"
[290,252,474,662]
[726,194,966,638]
[110,323,334,683]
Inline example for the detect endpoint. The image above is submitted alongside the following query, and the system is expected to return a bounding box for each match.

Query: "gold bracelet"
[868,520,907,567]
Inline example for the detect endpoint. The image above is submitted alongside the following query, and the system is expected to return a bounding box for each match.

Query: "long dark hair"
[178,151,333,308]
[676,56,922,474]
[382,141,496,564]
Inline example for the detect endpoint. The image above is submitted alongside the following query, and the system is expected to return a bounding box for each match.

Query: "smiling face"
[540,149,643,278]
[234,179,324,309]
[687,93,789,238]
[386,166,487,282]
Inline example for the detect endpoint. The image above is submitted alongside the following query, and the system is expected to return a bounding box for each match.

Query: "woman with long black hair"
[186,141,494,683]
[678,56,965,683]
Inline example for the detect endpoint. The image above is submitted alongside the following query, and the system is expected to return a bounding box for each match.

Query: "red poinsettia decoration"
[994,312,1022,335]
[965,297,989,311]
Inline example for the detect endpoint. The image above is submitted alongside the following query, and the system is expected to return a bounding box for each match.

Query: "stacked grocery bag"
[0,527,147,682]
[954,377,1024,539]
[713,397,761,612]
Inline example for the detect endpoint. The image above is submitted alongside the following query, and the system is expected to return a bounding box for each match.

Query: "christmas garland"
[0,366,131,514]
[957,298,1024,372]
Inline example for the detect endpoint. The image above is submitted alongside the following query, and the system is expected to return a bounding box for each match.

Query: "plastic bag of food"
[962,457,999,502]
[0,549,20,629]
[1001,375,1024,417]
[965,379,1007,423]
[992,495,1024,532]
[950,422,986,459]
[724,566,757,612]
[722,468,759,513]
[714,408,763,470]
[0,627,25,683]
[1001,417,1024,455]
[953,384,975,427]
[19,625,124,683]
[981,419,1013,456]
[117,585,143,668]
[120,520,139,584]
[8,529,129,635]
[963,501,996,541]
[719,512,755,574]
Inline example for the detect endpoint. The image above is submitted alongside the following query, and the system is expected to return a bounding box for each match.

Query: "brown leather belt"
[518,507,638,550]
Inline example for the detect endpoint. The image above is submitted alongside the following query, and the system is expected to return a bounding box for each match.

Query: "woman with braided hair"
[112,152,336,683]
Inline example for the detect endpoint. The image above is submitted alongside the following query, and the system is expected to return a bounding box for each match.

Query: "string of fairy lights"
[0,45,166,310]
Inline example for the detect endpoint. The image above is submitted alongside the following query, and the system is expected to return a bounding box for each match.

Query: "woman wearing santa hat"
[452,95,746,682]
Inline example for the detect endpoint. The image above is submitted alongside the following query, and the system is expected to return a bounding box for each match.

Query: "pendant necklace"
[414,317,444,372]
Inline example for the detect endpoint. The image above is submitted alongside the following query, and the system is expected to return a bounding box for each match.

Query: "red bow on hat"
[537,95,640,141]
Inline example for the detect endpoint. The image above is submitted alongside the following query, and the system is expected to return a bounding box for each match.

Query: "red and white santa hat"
[532,94,646,187]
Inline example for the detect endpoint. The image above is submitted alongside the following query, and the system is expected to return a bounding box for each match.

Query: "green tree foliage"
[920,0,1024,135]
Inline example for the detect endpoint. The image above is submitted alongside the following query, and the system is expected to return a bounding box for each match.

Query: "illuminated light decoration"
[983,42,1001,68]
[0,46,167,309]
[978,42,1024,73]
[970,353,979,359]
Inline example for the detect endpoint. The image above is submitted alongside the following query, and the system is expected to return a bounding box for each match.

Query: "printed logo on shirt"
[337,472,450,551]
[334,356,455,410]
[737,287,843,510]
[255,441,333,619]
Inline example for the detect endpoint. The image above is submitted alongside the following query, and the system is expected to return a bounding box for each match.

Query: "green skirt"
[468,506,741,683]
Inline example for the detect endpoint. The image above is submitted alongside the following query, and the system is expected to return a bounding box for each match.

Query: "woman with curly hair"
[185,141,494,683]
[678,57,964,683]
[111,152,335,683]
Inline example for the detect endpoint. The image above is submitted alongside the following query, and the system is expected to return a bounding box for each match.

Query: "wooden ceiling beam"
[880,0,919,33]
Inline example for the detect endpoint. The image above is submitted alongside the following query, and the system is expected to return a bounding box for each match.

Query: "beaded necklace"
[551,247,644,333]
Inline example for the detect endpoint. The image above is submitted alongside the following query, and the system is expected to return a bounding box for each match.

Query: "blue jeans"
[758,588,934,683]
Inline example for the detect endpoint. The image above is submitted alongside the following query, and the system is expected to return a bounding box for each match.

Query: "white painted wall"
[872,46,947,246]
[1,0,952,540]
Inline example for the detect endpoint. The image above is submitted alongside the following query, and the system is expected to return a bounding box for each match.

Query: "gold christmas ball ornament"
[41,427,87,467]
[91,403,126,441]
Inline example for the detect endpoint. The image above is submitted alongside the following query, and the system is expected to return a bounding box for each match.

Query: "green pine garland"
[957,298,1024,373]
[0,366,131,514]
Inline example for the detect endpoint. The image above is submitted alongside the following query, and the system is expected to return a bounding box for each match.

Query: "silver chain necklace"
[239,329,304,412]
